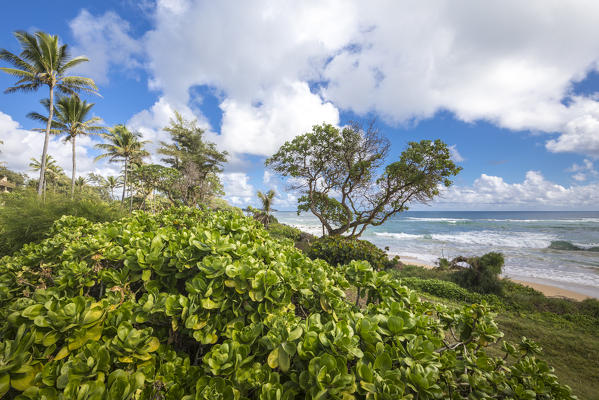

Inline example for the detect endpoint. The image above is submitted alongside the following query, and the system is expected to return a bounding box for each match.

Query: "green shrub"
[399,277,502,305]
[0,208,576,398]
[308,235,399,271]
[0,190,125,257]
[267,222,302,242]
[452,252,505,295]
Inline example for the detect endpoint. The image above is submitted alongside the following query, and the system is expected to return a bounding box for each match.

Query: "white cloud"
[221,172,255,205]
[0,110,119,178]
[448,145,464,162]
[434,170,599,209]
[69,9,143,85]
[217,82,339,156]
[126,97,212,164]
[142,0,599,158]
[566,157,597,182]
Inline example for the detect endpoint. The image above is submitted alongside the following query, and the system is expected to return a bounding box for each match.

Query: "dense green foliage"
[0,208,577,398]
[308,236,399,272]
[158,112,227,206]
[267,223,302,243]
[266,122,461,237]
[393,266,599,333]
[450,252,505,295]
[0,191,125,257]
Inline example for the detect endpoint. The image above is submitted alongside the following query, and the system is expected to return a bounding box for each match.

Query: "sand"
[509,279,591,301]
[399,256,593,302]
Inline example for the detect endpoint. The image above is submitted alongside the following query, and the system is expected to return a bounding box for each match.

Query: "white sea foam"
[375,230,556,249]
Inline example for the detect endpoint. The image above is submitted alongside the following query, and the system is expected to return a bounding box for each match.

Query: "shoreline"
[399,256,596,301]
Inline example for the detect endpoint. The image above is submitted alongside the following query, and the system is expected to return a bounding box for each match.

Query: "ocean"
[273,211,599,298]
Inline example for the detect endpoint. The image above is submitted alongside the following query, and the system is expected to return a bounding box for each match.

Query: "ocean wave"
[375,230,555,249]
[404,217,470,223]
[548,240,599,252]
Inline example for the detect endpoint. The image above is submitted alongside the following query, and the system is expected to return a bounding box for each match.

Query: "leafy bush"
[0,208,576,398]
[267,223,302,242]
[0,190,126,257]
[0,191,123,253]
[399,277,502,305]
[308,236,399,271]
[451,252,505,295]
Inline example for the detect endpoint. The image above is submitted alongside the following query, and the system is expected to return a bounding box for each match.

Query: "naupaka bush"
[0,208,575,399]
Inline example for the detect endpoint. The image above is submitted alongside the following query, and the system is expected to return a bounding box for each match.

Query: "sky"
[1,0,599,211]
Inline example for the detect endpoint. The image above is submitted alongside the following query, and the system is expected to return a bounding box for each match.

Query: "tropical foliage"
[0,31,97,195]
[308,236,400,272]
[256,190,276,228]
[95,125,149,208]
[158,112,227,206]
[27,96,104,198]
[266,123,462,238]
[0,208,575,398]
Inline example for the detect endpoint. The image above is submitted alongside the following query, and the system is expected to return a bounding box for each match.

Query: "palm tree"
[105,176,121,200]
[95,125,148,206]
[0,31,98,196]
[257,189,276,228]
[28,95,104,198]
[74,176,88,191]
[29,155,63,195]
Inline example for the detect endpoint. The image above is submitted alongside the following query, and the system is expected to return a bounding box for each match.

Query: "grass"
[491,312,599,400]
[395,264,599,399]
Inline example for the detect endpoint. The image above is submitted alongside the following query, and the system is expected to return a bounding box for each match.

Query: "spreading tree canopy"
[158,112,228,206]
[266,122,461,237]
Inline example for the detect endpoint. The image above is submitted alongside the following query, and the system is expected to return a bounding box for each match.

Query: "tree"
[104,176,121,200]
[95,125,148,207]
[266,122,461,238]
[28,95,104,198]
[158,112,228,206]
[0,31,98,196]
[256,189,276,228]
[29,155,65,195]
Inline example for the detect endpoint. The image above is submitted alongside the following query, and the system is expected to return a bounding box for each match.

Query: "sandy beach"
[399,256,594,301]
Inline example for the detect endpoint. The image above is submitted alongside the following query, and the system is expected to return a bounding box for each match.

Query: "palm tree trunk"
[121,158,128,205]
[38,85,54,196]
[71,135,76,199]
[129,180,134,213]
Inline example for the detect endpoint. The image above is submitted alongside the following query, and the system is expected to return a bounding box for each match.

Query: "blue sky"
[1,0,599,210]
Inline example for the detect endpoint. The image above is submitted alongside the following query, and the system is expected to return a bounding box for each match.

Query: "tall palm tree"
[28,95,104,198]
[95,125,148,205]
[0,31,98,196]
[257,189,276,228]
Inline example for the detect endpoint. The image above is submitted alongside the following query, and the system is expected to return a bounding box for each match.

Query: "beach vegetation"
[256,189,276,228]
[0,207,576,398]
[27,95,104,199]
[308,235,400,272]
[266,122,461,238]
[0,190,125,257]
[158,112,228,206]
[0,31,98,196]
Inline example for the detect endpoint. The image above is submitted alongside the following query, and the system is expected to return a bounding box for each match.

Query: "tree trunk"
[71,135,76,199]
[121,158,128,205]
[38,85,54,196]
[129,180,134,213]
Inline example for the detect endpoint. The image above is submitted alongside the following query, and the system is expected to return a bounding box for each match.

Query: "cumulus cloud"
[126,97,213,164]
[221,172,255,205]
[141,0,599,158]
[217,82,339,156]
[566,158,597,182]
[69,9,144,85]
[434,170,599,209]
[0,110,119,178]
